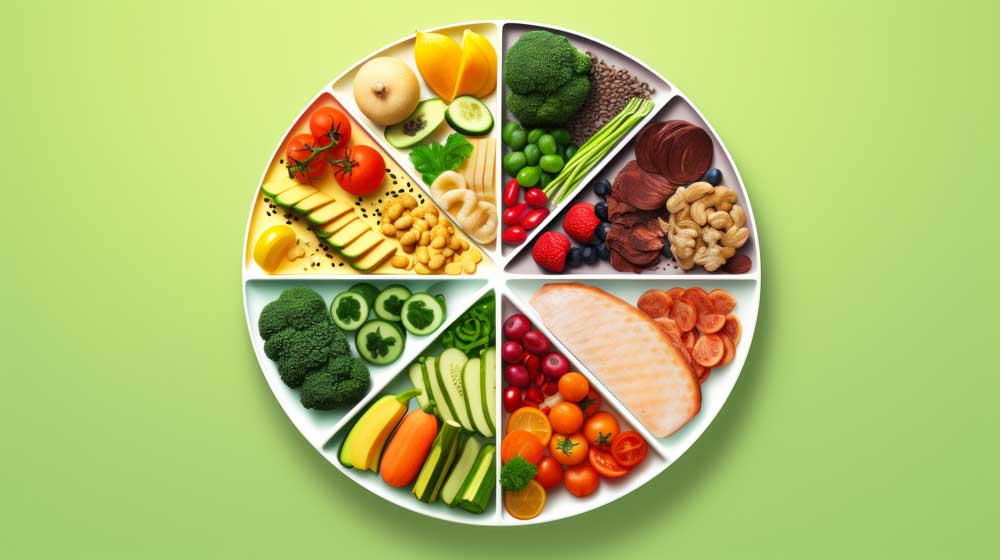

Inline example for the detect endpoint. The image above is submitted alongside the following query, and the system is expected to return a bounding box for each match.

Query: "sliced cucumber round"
[355,320,406,365]
[330,291,370,331]
[400,292,447,336]
[347,282,380,307]
[373,284,411,322]
[445,96,493,136]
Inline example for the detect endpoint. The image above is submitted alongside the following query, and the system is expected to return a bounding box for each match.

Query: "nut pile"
[661,182,749,272]
[566,53,656,146]
[379,193,482,275]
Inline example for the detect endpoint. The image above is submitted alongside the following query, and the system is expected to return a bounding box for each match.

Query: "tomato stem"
[285,121,348,178]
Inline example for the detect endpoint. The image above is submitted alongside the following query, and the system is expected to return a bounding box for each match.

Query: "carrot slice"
[682,287,713,315]
[697,313,726,334]
[720,334,736,365]
[693,334,724,367]
[671,300,697,332]
[709,289,737,314]
[722,315,742,345]
[682,330,697,351]
[637,289,672,318]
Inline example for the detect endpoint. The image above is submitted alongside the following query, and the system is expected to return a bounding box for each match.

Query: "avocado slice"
[317,212,357,238]
[274,185,318,208]
[260,176,300,198]
[328,220,368,248]
[293,191,334,214]
[307,200,351,225]
[341,230,383,259]
[385,98,447,149]
[350,241,396,272]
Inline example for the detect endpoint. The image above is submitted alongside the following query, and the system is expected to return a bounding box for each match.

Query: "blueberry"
[596,222,610,241]
[597,242,611,260]
[566,247,583,268]
[582,245,597,264]
[593,178,612,198]
[595,201,608,221]
[700,168,723,186]
[662,244,674,260]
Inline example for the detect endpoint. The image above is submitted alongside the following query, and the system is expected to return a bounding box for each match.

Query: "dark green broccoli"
[257,287,327,339]
[504,31,592,127]
[300,356,371,410]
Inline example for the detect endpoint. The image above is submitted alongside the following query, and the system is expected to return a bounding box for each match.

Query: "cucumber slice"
[385,98,447,149]
[457,443,496,514]
[437,348,474,432]
[413,420,462,503]
[463,357,493,438]
[373,284,411,322]
[424,357,456,424]
[400,292,446,335]
[408,362,431,410]
[445,96,494,136]
[330,291,369,331]
[440,437,483,507]
[348,282,380,307]
[355,320,405,365]
[482,348,496,435]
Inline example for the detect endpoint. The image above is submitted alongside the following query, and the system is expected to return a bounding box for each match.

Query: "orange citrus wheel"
[506,407,552,445]
[504,480,546,520]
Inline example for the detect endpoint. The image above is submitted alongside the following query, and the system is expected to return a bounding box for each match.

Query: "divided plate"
[242,20,761,526]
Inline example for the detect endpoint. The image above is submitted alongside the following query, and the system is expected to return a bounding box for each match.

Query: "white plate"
[242,20,761,526]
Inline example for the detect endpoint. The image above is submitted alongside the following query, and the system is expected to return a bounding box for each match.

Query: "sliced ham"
[530,283,701,437]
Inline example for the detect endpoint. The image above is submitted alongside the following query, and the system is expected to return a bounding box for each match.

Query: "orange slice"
[464,30,497,98]
[506,407,552,445]
[414,31,461,103]
[451,30,491,101]
[505,480,546,520]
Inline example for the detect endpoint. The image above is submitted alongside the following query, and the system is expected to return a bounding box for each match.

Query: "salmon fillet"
[531,283,701,437]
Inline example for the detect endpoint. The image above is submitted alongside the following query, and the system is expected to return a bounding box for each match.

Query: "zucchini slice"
[437,348,474,432]
[441,437,483,507]
[400,292,446,335]
[413,420,462,503]
[373,284,412,322]
[423,357,456,424]
[408,361,431,410]
[355,320,405,365]
[457,444,496,514]
[330,291,369,331]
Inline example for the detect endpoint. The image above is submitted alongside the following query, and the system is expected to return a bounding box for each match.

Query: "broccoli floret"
[300,356,371,410]
[499,456,538,492]
[258,287,327,340]
[269,322,341,388]
[503,30,592,127]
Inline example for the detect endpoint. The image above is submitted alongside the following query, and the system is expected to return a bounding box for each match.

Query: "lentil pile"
[566,52,656,146]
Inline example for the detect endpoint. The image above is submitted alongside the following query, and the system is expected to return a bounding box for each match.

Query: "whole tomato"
[285,134,328,184]
[534,456,563,489]
[582,412,621,450]
[549,432,589,466]
[309,107,352,151]
[330,145,385,195]
[548,401,584,435]
[564,463,599,497]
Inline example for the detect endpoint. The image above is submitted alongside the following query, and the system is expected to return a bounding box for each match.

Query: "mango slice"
[414,31,462,103]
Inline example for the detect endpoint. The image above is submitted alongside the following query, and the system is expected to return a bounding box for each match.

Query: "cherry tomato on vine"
[589,447,628,478]
[582,412,620,450]
[309,107,352,151]
[285,133,328,184]
[534,456,563,489]
[564,463,599,497]
[549,432,588,466]
[330,145,385,195]
[611,431,648,468]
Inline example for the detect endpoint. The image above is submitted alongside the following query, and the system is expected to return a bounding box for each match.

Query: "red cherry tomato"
[611,431,648,468]
[330,145,385,195]
[524,355,541,376]
[520,208,550,230]
[564,463,599,497]
[285,134,328,184]
[503,179,521,206]
[524,188,548,207]
[503,203,530,226]
[534,456,564,489]
[502,226,527,244]
[523,385,543,404]
[308,107,352,152]
[503,386,523,413]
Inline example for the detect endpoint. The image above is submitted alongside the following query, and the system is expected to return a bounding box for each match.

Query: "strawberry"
[532,231,571,273]
[562,203,601,243]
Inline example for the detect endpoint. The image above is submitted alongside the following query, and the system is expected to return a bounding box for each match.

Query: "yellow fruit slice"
[253,225,296,272]
[506,407,552,446]
[414,31,462,103]
[451,30,491,101]
[505,480,546,520]
[465,30,497,98]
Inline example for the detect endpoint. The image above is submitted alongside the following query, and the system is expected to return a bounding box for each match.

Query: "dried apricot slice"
[655,316,682,341]
[693,334,725,367]
[697,313,726,334]
[709,289,737,314]
[666,287,685,300]
[682,287,713,315]
[671,300,697,332]
[722,315,742,344]
[637,289,672,318]
[720,334,736,365]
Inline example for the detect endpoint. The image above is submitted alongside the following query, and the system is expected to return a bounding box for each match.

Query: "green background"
[3,0,997,557]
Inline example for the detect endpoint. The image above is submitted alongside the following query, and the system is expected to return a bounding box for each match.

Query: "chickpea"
[390,254,409,269]
[444,262,462,275]
[386,202,404,221]
[428,254,445,270]
[394,214,413,230]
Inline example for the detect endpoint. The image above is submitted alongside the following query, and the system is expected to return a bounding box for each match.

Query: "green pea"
[507,128,527,150]
[501,122,523,146]
[503,151,527,175]
[539,154,565,173]
[527,128,545,145]
[516,165,541,187]
[550,128,571,146]
[537,134,557,155]
[564,145,578,160]
[524,144,541,166]
[539,171,555,188]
